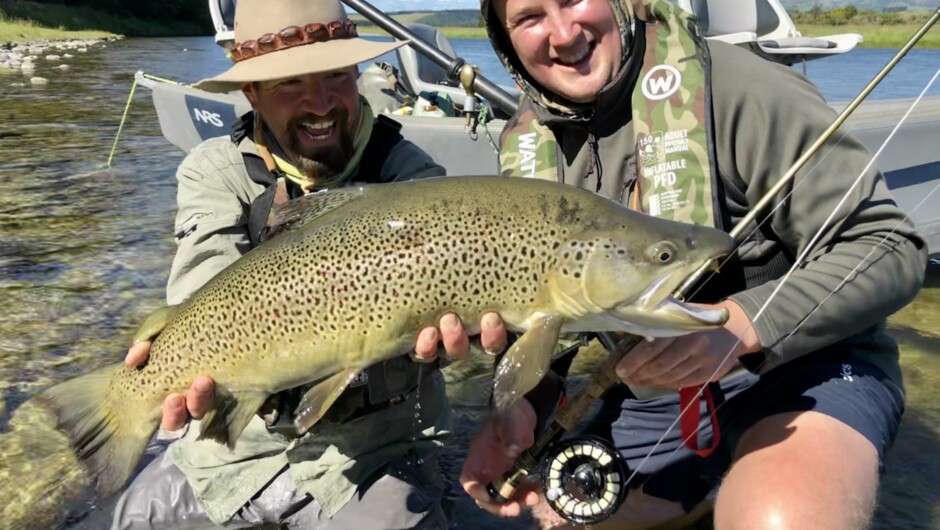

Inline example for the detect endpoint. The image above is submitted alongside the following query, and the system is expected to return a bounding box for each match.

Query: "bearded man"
[112,0,494,527]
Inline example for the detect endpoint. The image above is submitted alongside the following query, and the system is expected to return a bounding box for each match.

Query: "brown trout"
[38,175,734,497]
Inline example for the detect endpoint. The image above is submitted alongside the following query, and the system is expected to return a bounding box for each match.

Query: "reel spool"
[540,436,628,525]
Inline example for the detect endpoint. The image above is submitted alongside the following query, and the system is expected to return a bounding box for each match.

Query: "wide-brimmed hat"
[194,0,405,93]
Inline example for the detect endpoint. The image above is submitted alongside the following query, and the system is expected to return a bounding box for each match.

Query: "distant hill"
[351,2,934,28]
[350,9,481,28]
[780,0,936,10]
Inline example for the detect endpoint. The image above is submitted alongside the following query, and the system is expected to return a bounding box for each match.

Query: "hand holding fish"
[414,311,508,359]
[615,300,762,389]
[123,310,509,434]
[125,341,216,433]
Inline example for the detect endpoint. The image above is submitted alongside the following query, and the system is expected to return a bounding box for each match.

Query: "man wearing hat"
[113,0,502,527]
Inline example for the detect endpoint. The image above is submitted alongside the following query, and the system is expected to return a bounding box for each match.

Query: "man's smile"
[300,120,337,142]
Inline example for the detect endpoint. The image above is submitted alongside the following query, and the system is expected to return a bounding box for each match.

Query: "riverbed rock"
[45,55,61,61]
[77,48,87,53]
[30,77,48,85]
[63,53,74,59]
[58,64,70,70]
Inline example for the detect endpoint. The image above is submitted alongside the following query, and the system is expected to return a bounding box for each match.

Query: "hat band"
[230,20,358,63]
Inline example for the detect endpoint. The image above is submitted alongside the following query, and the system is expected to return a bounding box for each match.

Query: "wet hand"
[125,341,215,432]
[460,399,540,517]
[414,311,507,362]
[615,300,761,389]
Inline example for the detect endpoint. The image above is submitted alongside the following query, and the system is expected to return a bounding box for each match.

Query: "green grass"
[0,1,208,43]
[364,22,939,48]
[799,23,940,49]
[2,3,936,49]
[0,14,115,43]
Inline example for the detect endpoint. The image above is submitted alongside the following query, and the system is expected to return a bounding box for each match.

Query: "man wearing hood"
[456,0,927,528]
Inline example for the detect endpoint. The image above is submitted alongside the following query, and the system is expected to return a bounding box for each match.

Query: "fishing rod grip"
[486,333,644,503]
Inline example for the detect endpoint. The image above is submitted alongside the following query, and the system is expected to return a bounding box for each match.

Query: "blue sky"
[363,0,479,11]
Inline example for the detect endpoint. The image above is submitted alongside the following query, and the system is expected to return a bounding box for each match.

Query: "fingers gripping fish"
[37,175,734,497]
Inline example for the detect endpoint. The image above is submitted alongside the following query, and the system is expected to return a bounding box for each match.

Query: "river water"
[0,36,938,529]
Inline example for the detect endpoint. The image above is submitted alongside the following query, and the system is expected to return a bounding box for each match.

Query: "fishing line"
[682,130,852,304]
[625,67,940,488]
[777,66,940,346]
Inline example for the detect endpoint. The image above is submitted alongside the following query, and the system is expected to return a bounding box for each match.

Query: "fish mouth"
[636,272,672,310]
[609,293,729,336]
[653,295,729,327]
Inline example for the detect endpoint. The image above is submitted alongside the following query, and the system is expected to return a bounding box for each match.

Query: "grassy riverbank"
[363,23,939,48]
[800,23,940,48]
[2,2,937,48]
[0,1,208,44]
[0,14,114,43]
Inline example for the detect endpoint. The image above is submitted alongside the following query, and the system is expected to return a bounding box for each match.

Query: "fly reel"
[540,436,628,525]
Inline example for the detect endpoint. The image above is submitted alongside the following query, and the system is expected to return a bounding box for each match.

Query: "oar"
[341,0,519,116]
[486,5,940,514]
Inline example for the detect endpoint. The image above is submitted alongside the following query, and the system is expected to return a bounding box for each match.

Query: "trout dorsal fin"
[265,187,365,241]
[131,305,181,345]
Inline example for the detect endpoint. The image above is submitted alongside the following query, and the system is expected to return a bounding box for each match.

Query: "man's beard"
[286,108,355,182]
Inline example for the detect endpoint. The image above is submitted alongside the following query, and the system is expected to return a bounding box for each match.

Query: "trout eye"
[648,241,678,264]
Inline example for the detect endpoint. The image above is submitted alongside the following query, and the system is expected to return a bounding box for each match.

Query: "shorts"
[581,347,905,512]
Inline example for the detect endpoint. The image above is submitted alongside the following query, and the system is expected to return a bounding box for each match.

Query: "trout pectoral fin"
[131,305,181,345]
[293,367,359,435]
[198,387,269,449]
[491,315,563,413]
[266,188,364,241]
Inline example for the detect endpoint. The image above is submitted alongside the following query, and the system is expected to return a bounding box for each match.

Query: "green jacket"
[482,0,927,382]
[163,119,452,524]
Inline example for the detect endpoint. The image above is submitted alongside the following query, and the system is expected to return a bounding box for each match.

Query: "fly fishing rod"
[340,0,520,117]
[487,8,940,524]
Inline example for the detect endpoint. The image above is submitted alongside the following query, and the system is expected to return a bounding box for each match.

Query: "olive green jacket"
[163,122,451,524]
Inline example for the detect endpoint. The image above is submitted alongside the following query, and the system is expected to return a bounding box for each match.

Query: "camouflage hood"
[480,0,643,123]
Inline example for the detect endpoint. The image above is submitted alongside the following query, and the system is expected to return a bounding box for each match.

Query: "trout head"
[544,218,735,336]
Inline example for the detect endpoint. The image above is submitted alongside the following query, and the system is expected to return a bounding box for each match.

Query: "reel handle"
[485,333,643,508]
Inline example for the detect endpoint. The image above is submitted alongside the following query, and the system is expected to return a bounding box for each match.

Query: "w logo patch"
[642,65,682,101]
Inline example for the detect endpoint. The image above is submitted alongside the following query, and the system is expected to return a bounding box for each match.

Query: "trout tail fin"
[36,363,156,497]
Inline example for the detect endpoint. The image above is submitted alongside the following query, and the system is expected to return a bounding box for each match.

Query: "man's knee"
[111,452,217,530]
[714,411,879,530]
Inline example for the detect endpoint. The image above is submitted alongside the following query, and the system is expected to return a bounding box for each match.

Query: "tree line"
[790,4,931,25]
[1,0,212,35]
